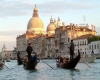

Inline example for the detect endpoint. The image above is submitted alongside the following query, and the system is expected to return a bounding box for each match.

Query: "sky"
[0,0,100,52]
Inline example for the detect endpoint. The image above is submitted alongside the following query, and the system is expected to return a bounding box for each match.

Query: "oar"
[3,63,11,70]
[80,58,91,68]
[41,59,53,69]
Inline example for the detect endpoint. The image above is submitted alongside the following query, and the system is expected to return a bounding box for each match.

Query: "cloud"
[0,30,25,41]
[0,30,26,51]
[0,0,99,18]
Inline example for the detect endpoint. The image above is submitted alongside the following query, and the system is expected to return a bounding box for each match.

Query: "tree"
[88,35,100,43]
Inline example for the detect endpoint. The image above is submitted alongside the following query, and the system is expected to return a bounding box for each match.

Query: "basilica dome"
[27,17,44,29]
[26,5,45,34]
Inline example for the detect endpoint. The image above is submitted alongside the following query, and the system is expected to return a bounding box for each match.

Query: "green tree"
[88,36,100,43]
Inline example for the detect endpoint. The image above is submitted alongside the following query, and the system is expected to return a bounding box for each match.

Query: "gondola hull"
[0,63,4,70]
[17,57,23,65]
[23,60,37,70]
[57,51,80,69]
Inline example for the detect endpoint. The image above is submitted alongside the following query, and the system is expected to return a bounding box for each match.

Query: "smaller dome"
[47,22,56,31]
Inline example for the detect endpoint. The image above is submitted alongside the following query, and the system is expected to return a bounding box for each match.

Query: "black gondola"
[17,51,23,65]
[0,63,4,70]
[23,60,37,70]
[56,50,80,69]
[23,55,39,70]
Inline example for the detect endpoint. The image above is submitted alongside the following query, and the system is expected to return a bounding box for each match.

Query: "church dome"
[27,4,44,30]
[47,22,56,31]
[27,17,44,29]
[47,16,56,31]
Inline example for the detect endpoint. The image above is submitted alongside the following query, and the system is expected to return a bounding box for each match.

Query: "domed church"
[16,4,97,58]
[16,5,46,53]
[27,4,45,34]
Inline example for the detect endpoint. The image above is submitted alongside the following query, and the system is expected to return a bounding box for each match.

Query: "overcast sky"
[0,0,100,51]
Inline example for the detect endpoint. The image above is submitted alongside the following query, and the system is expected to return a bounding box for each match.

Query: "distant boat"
[0,60,4,70]
[6,58,10,62]
[56,50,80,69]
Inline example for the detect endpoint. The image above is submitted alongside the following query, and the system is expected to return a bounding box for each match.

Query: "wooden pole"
[3,63,11,70]
[80,58,91,68]
[41,59,53,69]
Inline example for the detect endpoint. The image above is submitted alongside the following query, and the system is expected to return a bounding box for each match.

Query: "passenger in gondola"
[34,53,40,63]
[23,55,28,63]
[60,56,63,63]
[63,57,67,63]
[0,59,2,64]
[66,58,70,62]
[57,56,60,62]
[69,40,75,60]
[26,43,33,60]
[30,54,34,61]
[2,59,5,64]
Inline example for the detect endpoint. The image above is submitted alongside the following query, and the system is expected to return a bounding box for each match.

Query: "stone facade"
[16,5,97,58]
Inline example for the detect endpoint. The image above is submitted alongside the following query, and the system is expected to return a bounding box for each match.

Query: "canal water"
[0,59,100,80]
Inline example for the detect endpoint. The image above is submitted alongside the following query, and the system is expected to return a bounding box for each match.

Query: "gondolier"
[26,43,33,60]
[69,40,75,60]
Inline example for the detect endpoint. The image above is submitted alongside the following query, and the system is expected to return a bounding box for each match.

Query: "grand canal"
[0,59,100,80]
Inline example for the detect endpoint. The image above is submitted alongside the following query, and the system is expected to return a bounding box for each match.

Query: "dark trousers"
[70,50,74,60]
[28,53,31,60]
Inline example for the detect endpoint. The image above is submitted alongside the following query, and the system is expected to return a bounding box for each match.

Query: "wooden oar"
[80,58,91,68]
[41,59,53,69]
[3,63,11,70]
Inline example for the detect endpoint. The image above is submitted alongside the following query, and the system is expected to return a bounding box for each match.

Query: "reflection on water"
[0,59,100,80]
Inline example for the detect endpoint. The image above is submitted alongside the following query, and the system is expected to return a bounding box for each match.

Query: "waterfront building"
[46,34,55,58]
[73,34,93,57]
[1,43,17,59]
[16,4,97,58]
[88,41,100,58]
[46,16,56,58]
[16,5,46,57]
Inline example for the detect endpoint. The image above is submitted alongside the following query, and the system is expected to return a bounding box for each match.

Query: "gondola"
[56,50,80,69]
[6,58,10,62]
[0,63,4,70]
[17,58,23,65]
[17,52,23,65]
[0,60,4,70]
[23,55,40,70]
[23,60,37,70]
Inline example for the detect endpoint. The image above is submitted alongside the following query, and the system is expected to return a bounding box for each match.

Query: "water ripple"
[0,59,100,80]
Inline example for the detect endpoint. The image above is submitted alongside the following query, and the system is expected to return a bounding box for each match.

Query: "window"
[83,41,84,45]
[97,44,99,49]
[68,38,70,42]
[89,45,91,50]
[78,42,79,47]
[95,45,96,49]
[85,41,86,45]
[92,45,93,49]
